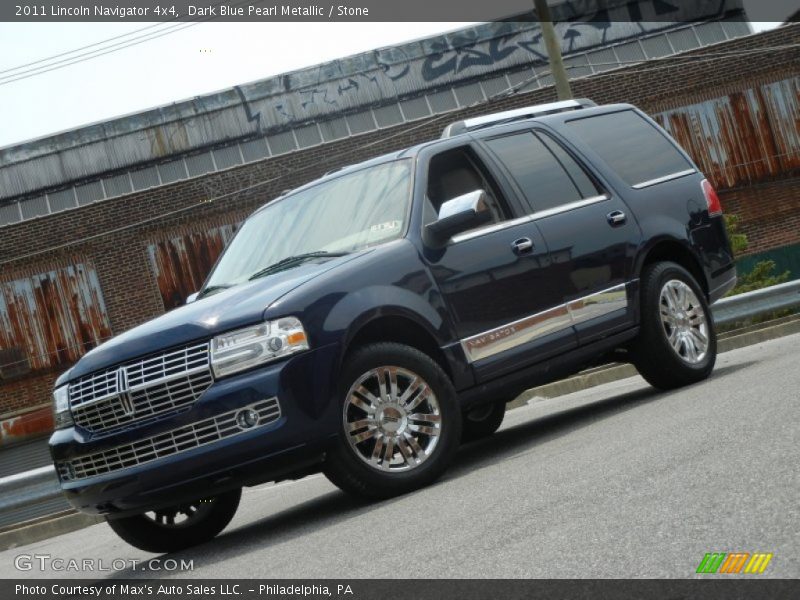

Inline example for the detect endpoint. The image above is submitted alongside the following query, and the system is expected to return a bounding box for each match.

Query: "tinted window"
[426,147,509,225]
[568,110,692,186]
[539,133,599,199]
[484,132,597,212]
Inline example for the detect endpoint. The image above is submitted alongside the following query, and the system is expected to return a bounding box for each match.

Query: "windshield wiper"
[248,251,349,281]
[197,284,232,299]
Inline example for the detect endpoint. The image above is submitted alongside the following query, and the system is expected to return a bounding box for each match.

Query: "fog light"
[236,408,259,429]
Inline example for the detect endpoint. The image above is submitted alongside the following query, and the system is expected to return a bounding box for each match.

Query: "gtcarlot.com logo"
[14,554,194,572]
[696,552,773,574]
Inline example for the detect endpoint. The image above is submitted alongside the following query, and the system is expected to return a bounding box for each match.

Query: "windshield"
[205,159,412,289]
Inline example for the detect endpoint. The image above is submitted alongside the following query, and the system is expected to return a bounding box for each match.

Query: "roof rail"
[441,98,597,138]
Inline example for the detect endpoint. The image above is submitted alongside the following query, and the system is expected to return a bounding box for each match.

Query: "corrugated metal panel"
[345,110,377,135]
[507,68,537,90]
[0,203,20,226]
[102,173,131,197]
[0,264,112,376]
[267,130,297,155]
[185,152,215,177]
[212,145,242,170]
[47,189,77,213]
[294,124,322,148]
[130,165,160,191]
[318,117,350,142]
[586,47,618,73]
[147,224,239,310]
[399,97,430,120]
[479,75,511,98]
[240,137,270,161]
[655,76,800,189]
[641,34,673,59]
[19,196,49,220]
[75,181,104,206]
[158,158,188,184]
[427,89,458,113]
[667,27,701,52]
[695,21,728,44]
[613,40,646,63]
[373,103,404,128]
[564,54,592,79]
[454,82,485,108]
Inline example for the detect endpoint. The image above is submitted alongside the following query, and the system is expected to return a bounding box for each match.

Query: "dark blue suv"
[50,100,736,552]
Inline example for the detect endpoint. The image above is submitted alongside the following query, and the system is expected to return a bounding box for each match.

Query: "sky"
[0,19,782,149]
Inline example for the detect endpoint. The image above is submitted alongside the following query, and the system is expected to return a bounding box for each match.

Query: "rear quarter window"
[567,110,693,187]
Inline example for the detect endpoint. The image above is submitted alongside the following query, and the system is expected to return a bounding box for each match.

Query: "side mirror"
[425,190,492,244]
[185,292,199,305]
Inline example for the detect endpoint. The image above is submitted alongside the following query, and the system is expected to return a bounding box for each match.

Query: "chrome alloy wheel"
[344,366,441,472]
[659,279,709,364]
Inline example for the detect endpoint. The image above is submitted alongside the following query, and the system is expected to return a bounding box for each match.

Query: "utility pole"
[533,0,573,100]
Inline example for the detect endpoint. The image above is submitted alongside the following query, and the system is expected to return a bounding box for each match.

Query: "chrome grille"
[69,342,212,434]
[57,399,281,482]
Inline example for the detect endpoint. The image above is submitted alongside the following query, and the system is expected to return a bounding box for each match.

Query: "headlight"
[53,386,73,429]
[210,316,310,378]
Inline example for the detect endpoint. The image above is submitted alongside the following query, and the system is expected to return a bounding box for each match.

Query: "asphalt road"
[2,332,798,579]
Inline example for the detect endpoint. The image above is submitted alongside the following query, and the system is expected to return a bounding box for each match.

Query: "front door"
[420,143,577,379]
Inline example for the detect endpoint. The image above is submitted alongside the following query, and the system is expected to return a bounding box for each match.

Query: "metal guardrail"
[0,280,798,530]
[712,279,800,325]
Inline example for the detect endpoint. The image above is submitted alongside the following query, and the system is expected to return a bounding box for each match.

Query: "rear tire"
[106,488,241,553]
[631,261,716,390]
[461,400,506,443]
[323,342,461,500]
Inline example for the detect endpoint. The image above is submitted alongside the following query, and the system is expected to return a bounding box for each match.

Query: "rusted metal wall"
[147,223,239,310]
[654,76,800,190]
[0,264,112,380]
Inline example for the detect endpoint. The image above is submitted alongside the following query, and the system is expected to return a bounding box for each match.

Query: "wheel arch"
[343,312,454,383]
[637,237,709,298]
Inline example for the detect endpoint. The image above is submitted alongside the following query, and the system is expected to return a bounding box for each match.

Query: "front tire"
[106,488,241,553]
[323,342,461,500]
[631,261,716,390]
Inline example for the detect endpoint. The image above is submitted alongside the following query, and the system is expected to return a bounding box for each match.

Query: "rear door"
[478,127,642,345]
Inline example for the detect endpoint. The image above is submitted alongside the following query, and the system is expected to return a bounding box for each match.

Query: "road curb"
[0,510,103,551]
[3,317,799,551]
[507,316,800,410]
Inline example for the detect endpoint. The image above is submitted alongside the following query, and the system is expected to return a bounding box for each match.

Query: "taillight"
[701,179,723,217]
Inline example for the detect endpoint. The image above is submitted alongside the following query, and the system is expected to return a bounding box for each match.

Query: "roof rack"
[441,98,597,138]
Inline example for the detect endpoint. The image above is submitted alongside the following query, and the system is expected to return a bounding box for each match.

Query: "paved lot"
[2,333,798,579]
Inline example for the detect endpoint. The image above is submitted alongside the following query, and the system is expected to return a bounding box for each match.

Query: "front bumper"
[49,343,341,517]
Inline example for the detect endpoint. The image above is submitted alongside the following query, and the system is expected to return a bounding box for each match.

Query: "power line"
[0,0,266,86]
[0,22,200,86]
[0,22,174,76]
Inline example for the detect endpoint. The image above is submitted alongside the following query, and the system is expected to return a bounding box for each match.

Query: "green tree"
[724,214,789,296]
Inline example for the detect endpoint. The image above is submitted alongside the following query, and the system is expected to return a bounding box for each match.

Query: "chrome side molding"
[460,283,629,363]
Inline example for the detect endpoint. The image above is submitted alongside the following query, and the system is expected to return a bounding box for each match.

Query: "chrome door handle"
[511,237,534,255]
[607,210,627,226]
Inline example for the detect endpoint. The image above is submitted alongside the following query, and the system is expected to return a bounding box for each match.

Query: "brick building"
[1,15,798,443]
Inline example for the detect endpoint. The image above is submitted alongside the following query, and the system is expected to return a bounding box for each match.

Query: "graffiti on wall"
[0,264,112,381]
[654,76,800,189]
[147,223,239,310]
[232,0,741,131]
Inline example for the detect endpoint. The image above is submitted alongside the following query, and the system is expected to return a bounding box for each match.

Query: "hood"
[63,254,361,382]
